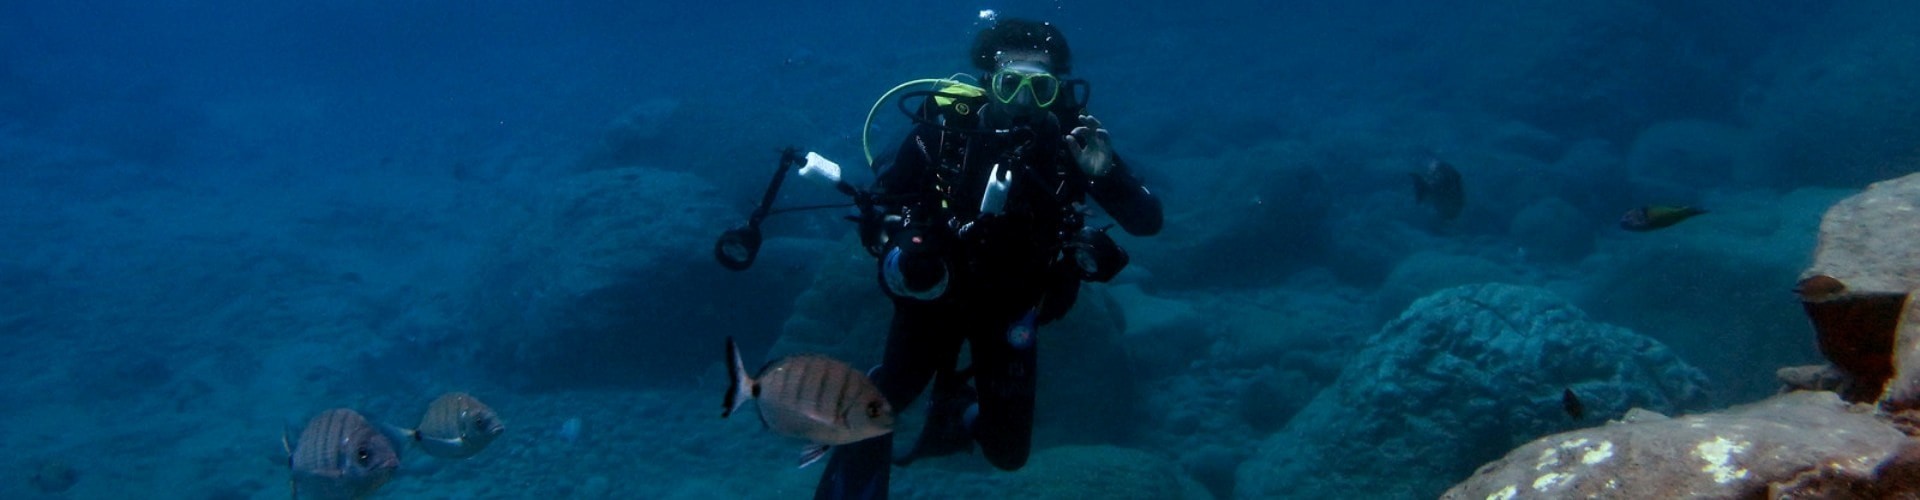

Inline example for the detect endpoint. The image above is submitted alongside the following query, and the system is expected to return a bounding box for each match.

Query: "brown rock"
[1776,364,1849,394]
[1800,172,1920,402]
[1443,391,1910,499]
[1884,295,1920,412]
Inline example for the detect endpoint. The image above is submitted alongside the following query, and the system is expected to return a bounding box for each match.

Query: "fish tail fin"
[1410,173,1428,203]
[723,336,753,419]
[380,422,418,449]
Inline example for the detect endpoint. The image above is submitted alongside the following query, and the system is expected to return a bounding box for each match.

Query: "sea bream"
[722,336,894,468]
[403,392,505,460]
[285,408,400,500]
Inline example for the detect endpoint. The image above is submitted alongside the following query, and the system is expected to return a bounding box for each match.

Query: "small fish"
[1562,388,1585,420]
[1619,205,1707,232]
[405,392,505,460]
[1411,159,1465,221]
[286,408,400,500]
[1795,274,1847,303]
[723,336,894,468]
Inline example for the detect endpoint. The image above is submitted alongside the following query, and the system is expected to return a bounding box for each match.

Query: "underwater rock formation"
[1579,188,1847,402]
[476,167,817,387]
[1001,445,1211,500]
[1442,391,1919,499]
[1236,284,1709,499]
[1797,172,1920,403]
[602,98,682,165]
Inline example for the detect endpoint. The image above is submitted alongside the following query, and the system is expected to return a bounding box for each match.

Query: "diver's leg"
[815,302,961,500]
[968,310,1038,471]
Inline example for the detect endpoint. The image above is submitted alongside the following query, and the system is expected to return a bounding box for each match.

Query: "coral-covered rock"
[1373,251,1512,319]
[1799,172,1920,402]
[1236,284,1709,499]
[1443,391,1916,499]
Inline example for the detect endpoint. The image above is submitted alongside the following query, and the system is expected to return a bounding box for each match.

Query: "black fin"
[723,337,749,418]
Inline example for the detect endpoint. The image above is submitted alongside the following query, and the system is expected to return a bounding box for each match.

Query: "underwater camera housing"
[1069,225,1128,282]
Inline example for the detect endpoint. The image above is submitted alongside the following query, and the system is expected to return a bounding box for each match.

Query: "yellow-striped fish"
[404,392,505,460]
[722,337,894,467]
[285,408,399,500]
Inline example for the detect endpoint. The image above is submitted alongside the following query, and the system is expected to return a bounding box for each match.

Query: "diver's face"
[985,52,1057,126]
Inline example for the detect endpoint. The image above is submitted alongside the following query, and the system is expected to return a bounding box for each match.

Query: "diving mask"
[989,64,1061,108]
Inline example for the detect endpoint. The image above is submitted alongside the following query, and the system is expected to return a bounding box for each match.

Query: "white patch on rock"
[1535,447,1559,471]
[1487,485,1517,500]
[1694,436,1751,483]
[1582,441,1615,465]
[1559,438,1591,449]
[1532,472,1572,492]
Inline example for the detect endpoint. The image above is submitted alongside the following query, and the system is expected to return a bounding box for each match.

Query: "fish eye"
[355,448,371,464]
[866,401,883,419]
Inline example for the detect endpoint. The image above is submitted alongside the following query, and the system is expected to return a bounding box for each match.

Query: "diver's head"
[973,19,1070,129]
[970,18,1071,75]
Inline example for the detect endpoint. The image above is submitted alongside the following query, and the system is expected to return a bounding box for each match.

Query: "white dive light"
[980,163,1012,215]
[799,152,843,185]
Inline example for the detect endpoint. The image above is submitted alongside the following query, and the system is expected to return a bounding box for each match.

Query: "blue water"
[3,1,1913,498]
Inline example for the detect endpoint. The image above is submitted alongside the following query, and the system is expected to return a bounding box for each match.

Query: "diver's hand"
[1065,115,1114,178]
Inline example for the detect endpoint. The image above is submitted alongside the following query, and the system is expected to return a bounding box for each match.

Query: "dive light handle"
[714,147,805,271]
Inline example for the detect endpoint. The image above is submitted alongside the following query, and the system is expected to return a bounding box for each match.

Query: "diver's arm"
[1088,154,1162,236]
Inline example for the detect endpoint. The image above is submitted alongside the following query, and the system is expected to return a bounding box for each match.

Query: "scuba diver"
[813,17,1163,499]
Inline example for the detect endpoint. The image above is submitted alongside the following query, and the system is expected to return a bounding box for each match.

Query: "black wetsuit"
[815,86,1162,500]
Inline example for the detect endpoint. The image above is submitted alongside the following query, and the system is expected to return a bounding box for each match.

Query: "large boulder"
[473,167,827,388]
[1236,284,1710,499]
[1802,172,1920,296]
[1443,391,1920,499]
[1796,172,1920,402]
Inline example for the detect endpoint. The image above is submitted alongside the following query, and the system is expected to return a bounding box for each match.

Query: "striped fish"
[405,392,505,460]
[285,408,400,500]
[722,336,894,468]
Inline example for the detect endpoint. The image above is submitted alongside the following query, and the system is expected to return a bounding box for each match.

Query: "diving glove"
[1065,114,1114,178]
